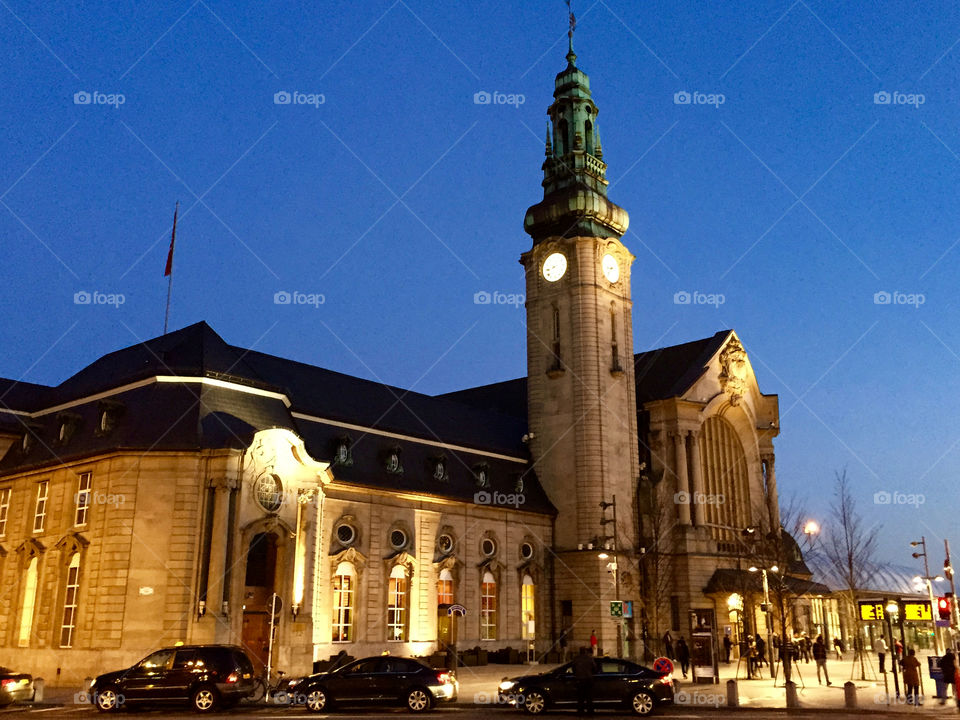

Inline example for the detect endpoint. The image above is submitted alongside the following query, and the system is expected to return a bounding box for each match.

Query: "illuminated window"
[18,556,38,647]
[33,481,48,533]
[521,575,536,639]
[481,571,497,640]
[438,568,454,605]
[60,554,81,648]
[388,565,408,641]
[332,562,355,642]
[75,473,92,526]
[0,487,10,537]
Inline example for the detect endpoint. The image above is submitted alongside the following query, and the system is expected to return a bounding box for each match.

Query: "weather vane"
[566,0,576,60]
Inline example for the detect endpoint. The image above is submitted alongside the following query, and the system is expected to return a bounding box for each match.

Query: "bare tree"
[637,467,676,661]
[818,469,881,680]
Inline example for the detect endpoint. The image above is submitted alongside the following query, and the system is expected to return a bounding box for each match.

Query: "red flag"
[164,202,178,277]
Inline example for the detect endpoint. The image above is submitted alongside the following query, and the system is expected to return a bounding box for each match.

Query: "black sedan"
[497,657,673,716]
[0,668,34,706]
[288,656,458,713]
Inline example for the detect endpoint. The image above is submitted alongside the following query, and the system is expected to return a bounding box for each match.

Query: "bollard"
[785,680,798,708]
[726,678,739,707]
[83,677,94,703]
[843,681,857,708]
[33,677,44,703]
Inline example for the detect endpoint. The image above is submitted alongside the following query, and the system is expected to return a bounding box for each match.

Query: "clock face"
[542,252,567,282]
[601,253,620,283]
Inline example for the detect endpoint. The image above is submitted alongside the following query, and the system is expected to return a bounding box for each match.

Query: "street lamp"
[911,537,944,655]
[749,565,776,672]
[884,601,901,700]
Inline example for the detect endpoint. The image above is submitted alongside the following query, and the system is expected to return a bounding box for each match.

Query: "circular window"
[390,529,407,550]
[520,542,534,561]
[254,474,283,512]
[481,538,497,558]
[335,522,356,546]
[437,533,454,555]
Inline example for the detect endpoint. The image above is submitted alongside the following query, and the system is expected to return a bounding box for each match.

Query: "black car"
[90,644,256,713]
[0,668,34,706]
[497,657,674,716]
[288,655,458,713]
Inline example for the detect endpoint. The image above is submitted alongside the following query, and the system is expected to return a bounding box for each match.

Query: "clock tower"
[521,34,640,653]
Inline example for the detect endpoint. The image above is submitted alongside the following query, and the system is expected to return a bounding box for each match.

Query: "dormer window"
[96,401,124,436]
[474,464,490,489]
[21,432,32,454]
[384,447,403,475]
[56,412,81,445]
[332,437,353,467]
[431,457,448,482]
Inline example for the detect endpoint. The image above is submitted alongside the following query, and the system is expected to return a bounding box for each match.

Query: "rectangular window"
[33,481,49,533]
[481,578,497,640]
[0,487,10,537]
[60,555,81,648]
[75,472,92,526]
[332,573,354,642]
[521,579,536,639]
[18,556,38,647]
[437,578,453,605]
[388,575,407,641]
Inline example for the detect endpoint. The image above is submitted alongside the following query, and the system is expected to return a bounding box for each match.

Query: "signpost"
[447,605,466,675]
[267,593,282,686]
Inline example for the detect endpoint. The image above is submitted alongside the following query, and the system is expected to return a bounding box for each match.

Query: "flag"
[164,202,179,277]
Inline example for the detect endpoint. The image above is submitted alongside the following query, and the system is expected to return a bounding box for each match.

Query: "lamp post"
[911,537,944,655]
[884,600,901,700]
[749,565,778,672]
[945,539,959,642]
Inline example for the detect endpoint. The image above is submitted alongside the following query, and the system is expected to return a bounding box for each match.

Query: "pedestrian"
[747,640,758,679]
[833,636,844,661]
[813,635,832,686]
[572,646,597,716]
[723,634,732,663]
[663,631,674,660]
[894,639,903,663]
[559,627,569,662]
[876,635,887,674]
[756,635,767,668]
[779,637,795,684]
[940,646,957,706]
[902,648,922,705]
[677,636,690,678]
[801,634,812,663]
[590,629,598,657]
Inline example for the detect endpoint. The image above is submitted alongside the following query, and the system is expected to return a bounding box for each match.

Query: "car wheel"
[522,689,547,715]
[406,686,432,713]
[630,690,655,716]
[191,684,219,713]
[94,686,122,713]
[304,687,328,713]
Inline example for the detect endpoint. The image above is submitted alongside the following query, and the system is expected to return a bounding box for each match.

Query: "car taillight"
[225,672,239,683]
[659,675,672,686]
[1,680,16,691]
[436,672,451,684]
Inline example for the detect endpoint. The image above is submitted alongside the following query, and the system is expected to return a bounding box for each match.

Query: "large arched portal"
[241,532,280,669]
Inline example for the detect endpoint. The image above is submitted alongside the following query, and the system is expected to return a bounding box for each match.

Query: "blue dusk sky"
[1,1,958,569]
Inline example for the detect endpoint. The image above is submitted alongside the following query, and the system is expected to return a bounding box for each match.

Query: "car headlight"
[499,680,517,692]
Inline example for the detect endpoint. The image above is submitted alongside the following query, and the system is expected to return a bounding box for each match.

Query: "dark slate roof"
[703,568,831,597]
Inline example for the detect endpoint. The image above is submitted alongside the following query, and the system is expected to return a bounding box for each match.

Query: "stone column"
[206,477,236,615]
[673,431,691,525]
[688,430,704,526]
[762,454,780,527]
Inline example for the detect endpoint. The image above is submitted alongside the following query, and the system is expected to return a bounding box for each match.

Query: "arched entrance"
[241,532,279,670]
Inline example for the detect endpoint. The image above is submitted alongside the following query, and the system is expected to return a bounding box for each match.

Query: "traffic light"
[938,595,952,621]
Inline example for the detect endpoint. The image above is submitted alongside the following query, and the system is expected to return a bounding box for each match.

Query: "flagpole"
[163,201,179,334]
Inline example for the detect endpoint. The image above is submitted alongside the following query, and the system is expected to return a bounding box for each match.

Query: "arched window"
[18,556,38,647]
[558,119,569,155]
[60,553,81,647]
[332,562,355,642]
[521,575,535,639]
[388,565,408,642]
[585,120,593,154]
[481,571,497,640]
[698,416,751,542]
[438,568,453,605]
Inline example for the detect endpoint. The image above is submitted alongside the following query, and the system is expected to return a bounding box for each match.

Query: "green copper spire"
[523,20,629,243]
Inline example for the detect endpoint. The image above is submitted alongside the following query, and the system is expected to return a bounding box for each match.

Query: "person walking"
[723,634,732,663]
[590,629,598,657]
[780,637,795,684]
[939,646,957,706]
[559,628,569,662]
[756,634,767,668]
[572,647,597,716]
[833,636,844,661]
[677,636,690,679]
[876,636,887,674]
[813,635,832,686]
[663,631,674,660]
[902,648,922,706]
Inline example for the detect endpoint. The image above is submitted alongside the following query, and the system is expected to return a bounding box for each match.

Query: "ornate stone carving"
[719,338,749,406]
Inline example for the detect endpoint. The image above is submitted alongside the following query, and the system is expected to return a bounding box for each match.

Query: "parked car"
[0,668,34,706]
[497,657,674,715]
[90,644,256,713]
[288,655,457,713]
